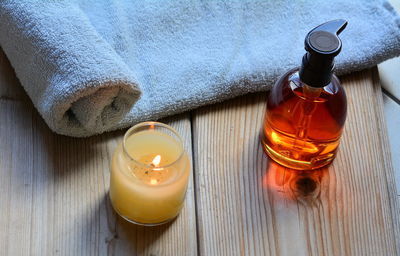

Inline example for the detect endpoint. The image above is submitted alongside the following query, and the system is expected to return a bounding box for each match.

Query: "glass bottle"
[261,20,348,170]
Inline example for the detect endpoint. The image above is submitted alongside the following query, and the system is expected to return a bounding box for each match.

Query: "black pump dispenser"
[299,19,348,88]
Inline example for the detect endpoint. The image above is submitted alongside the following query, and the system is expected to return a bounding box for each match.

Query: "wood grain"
[192,68,400,256]
[1,44,399,255]
[0,48,198,256]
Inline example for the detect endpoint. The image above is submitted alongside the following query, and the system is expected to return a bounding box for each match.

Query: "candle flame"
[151,155,161,167]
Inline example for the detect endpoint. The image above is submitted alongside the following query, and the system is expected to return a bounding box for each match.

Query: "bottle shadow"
[262,160,328,203]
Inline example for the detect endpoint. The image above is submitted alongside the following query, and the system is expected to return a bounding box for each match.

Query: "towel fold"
[1,0,400,137]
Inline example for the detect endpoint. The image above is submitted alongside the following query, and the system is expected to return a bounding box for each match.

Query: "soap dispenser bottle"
[261,20,348,170]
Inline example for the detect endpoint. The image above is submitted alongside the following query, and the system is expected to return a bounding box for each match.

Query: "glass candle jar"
[109,122,191,226]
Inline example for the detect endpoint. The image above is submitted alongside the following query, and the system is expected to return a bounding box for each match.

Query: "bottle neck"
[299,53,335,88]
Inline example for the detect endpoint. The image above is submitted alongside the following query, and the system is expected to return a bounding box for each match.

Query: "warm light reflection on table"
[262,160,328,202]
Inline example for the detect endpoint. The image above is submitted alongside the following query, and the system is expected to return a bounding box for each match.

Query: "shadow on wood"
[93,193,173,255]
[262,161,326,204]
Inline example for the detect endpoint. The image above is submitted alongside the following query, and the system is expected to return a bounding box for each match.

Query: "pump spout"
[310,19,348,36]
[305,19,348,56]
[299,19,348,88]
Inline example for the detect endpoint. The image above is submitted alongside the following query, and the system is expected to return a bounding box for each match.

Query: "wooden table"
[0,48,399,255]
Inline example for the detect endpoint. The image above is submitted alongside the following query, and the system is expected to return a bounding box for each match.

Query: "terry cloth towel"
[1,0,400,137]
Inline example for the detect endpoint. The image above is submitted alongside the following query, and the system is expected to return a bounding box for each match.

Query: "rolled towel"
[0,2,141,136]
[1,0,399,137]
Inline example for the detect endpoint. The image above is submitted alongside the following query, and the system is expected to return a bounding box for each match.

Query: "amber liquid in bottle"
[262,69,347,170]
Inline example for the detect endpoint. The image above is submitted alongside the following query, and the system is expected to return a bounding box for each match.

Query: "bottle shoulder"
[270,70,346,103]
[267,69,347,130]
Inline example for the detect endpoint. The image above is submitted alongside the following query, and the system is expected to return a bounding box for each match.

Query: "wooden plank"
[0,101,198,255]
[383,93,400,195]
[105,115,198,256]
[0,50,198,255]
[193,68,400,255]
[0,100,35,255]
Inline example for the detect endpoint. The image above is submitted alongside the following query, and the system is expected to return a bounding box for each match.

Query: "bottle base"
[262,142,334,170]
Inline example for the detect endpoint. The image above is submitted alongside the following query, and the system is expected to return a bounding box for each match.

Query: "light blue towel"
[1,0,400,137]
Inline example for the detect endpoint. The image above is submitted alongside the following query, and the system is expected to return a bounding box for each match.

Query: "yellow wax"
[110,130,190,225]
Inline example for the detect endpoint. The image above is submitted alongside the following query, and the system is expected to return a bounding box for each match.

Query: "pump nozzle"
[306,19,347,56]
[299,19,348,88]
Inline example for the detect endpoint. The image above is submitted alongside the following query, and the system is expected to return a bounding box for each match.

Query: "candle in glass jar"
[110,122,190,226]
